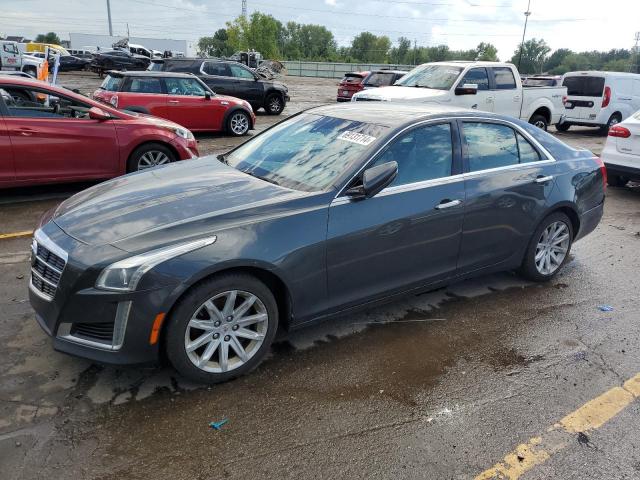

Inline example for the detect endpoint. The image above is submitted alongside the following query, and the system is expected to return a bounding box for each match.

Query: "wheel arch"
[159,264,293,353]
[538,203,581,239]
[126,140,179,173]
[222,106,254,131]
[529,106,551,124]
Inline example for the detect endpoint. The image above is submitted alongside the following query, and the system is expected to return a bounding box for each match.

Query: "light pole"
[517,0,531,71]
[106,0,113,36]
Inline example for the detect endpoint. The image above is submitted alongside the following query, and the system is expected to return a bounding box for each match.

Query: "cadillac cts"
[29,104,605,384]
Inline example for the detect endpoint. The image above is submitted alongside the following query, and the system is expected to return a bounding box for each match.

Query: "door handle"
[435,199,462,210]
[534,175,554,184]
[15,128,35,136]
[168,100,180,104]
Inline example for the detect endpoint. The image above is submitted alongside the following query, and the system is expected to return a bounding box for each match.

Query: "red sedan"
[0,77,199,188]
[93,71,256,136]
[336,71,369,102]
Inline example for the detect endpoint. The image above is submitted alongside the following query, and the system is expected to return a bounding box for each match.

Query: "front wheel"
[165,274,279,384]
[265,93,284,115]
[227,110,251,136]
[555,122,570,132]
[127,142,176,172]
[519,212,573,282]
[529,114,548,131]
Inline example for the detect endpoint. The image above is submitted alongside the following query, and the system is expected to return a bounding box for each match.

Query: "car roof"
[563,70,640,78]
[106,70,196,78]
[368,70,409,74]
[308,102,488,127]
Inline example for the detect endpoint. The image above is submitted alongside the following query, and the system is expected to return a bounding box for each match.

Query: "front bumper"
[28,224,180,365]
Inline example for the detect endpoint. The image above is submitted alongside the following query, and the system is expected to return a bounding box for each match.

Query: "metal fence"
[282,61,414,79]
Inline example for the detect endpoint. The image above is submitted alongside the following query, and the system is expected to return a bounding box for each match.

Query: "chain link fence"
[282,61,414,79]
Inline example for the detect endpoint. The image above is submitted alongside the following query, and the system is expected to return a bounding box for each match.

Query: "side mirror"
[455,83,478,95]
[204,91,212,100]
[346,161,398,199]
[88,106,111,120]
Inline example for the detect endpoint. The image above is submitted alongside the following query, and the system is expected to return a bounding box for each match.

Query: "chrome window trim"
[331,115,557,206]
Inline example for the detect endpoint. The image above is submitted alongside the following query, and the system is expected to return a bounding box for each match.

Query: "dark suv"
[150,58,289,115]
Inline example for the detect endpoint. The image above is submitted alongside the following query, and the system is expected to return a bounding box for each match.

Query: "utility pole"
[517,0,531,71]
[242,0,247,19]
[413,39,417,66]
[106,0,113,36]
[633,32,640,73]
[126,23,130,38]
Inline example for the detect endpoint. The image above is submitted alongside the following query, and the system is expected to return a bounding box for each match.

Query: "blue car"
[29,103,605,384]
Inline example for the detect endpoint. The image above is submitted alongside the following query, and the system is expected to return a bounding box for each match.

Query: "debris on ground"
[209,419,229,430]
[16,274,24,280]
[598,305,614,312]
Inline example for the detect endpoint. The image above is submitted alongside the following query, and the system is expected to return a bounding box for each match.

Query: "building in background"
[69,33,195,56]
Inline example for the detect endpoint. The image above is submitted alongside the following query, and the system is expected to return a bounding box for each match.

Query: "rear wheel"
[165,273,279,384]
[519,212,573,282]
[227,110,250,136]
[555,122,570,132]
[607,175,628,188]
[529,114,548,131]
[601,113,621,134]
[127,142,176,172]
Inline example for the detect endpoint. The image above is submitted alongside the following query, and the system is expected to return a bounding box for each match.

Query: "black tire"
[165,273,279,384]
[529,114,548,131]
[600,113,622,134]
[607,174,628,188]
[226,110,251,137]
[555,122,570,132]
[264,93,284,115]
[127,142,176,172]
[518,212,574,282]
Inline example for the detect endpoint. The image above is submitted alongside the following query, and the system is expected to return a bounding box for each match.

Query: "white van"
[558,71,640,132]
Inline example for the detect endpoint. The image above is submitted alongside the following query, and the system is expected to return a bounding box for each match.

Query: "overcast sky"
[1,0,638,60]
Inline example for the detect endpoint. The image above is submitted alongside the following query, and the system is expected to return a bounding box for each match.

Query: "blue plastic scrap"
[597,305,614,312]
[209,419,229,430]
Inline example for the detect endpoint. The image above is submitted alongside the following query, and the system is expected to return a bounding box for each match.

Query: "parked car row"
[336,69,408,102]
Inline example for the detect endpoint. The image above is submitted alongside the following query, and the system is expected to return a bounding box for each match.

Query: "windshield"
[395,64,463,89]
[99,75,122,91]
[226,113,388,192]
[364,72,397,87]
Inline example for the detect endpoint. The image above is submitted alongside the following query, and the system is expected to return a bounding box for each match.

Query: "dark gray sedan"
[29,104,605,384]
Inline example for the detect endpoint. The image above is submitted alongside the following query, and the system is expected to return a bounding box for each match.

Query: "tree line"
[198,12,639,74]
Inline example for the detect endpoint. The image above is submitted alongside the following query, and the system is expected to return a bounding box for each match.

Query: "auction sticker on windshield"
[337,131,377,146]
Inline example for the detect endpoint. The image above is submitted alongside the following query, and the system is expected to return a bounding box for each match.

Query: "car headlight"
[95,236,216,292]
[167,126,194,140]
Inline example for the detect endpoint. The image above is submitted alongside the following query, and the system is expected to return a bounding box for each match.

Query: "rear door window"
[128,77,163,94]
[492,67,517,90]
[459,68,489,90]
[164,77,207,96]
[371,123,453,186]
[229,64,256,79]
[203,62,231,76]
[562,76,605,97]
[463,122,519,171]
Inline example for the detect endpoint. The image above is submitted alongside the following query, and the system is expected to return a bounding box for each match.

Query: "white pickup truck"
[352,61,567,130]
[0,40,44,78]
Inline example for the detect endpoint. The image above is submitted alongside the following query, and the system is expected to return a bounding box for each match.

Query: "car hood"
[353,86,450,102]
[53,157,306,249]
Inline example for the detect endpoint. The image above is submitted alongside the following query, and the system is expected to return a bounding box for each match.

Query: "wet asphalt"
[0,72,638,479]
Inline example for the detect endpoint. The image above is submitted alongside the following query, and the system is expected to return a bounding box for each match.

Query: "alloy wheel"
[534,221,570,275]
[184,290,269,373]
[137,150,171,170]
[230,113,249,135]
[534,119,546,129]
[268,96,282,113]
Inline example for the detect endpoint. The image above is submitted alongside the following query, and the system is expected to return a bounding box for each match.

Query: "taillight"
[594,156,607,191]
[601,86,611,108]
[109,95,118,108]
[608,125,630,138]
[562,95,568,105]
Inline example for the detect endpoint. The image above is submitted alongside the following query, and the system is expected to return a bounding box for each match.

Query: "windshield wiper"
[241,169,281,187]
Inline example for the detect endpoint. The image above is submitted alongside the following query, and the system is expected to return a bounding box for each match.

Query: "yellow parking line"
[0,230,33,240]
[475,373,640,480]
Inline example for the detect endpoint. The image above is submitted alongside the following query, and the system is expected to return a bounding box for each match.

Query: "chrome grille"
[30,233,67,301]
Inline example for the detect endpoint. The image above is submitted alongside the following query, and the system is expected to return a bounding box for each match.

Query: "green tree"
[511,38,551,74]
[350,32,391,62]
[197,29,233,57]
[474,42,498,61]
[226,12,284,59]
[389,37,411,64]
[35,32,61,44]
[544,48,572,72]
